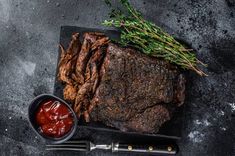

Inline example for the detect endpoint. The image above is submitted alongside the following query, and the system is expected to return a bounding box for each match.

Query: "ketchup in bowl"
[36,100,74,138]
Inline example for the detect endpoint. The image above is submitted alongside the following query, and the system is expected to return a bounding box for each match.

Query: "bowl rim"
[28,93,78,144]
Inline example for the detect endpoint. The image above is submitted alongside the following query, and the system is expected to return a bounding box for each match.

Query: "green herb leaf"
[103,0,207,76]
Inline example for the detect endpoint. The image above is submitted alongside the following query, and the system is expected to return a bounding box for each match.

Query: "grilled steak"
[58,33,185,134]
[90,43,185,133]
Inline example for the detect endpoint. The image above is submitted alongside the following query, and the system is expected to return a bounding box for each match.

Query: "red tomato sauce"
[36,100,74,138]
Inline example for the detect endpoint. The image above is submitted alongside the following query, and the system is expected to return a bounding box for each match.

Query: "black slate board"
[53,26,186,140]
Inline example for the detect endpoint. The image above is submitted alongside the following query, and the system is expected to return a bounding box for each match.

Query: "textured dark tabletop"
[0,0,235,156]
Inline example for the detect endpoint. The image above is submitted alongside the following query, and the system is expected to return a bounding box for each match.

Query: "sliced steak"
[74,33,109,84]
[74,34,91,84]
[90,43,185,133]
[74,63,98,120]
[57,33,81,85]
[63,84,78,102]
[76,47,106,119]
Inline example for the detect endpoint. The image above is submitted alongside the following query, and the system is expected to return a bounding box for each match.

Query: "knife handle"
[112,143,178,155]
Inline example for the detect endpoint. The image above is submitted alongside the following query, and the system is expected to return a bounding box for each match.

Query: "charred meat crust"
[89,43,185,133]
[102,105,171,133]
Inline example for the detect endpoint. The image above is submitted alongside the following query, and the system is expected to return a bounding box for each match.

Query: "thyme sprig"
[103,0,207,76]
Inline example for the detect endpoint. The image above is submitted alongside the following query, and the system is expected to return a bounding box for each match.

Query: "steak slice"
[90,43,185,133]
[73,33,109,119]
[58,33,81,85]
[74,33,92,84]
[63,84,78,102]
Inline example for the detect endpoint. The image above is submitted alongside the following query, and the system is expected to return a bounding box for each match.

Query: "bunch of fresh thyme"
[103,0,207,76]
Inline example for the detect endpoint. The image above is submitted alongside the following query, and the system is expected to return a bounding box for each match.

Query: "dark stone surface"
[0,0,234,155]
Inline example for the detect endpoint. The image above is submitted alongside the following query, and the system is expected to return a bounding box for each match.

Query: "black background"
[0,0,234,156]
